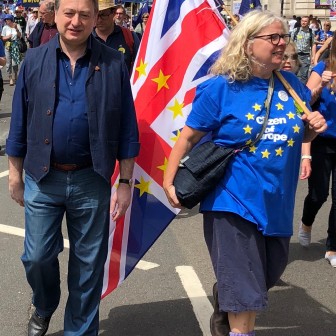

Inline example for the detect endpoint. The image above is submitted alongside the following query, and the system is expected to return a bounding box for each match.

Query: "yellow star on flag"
[135,59,148,77]
[245,113,255,120]
[261,149,271,158]
[134,176,151,197]
[287,138,295,147]
[170,129,181,142]
[276,102,284,110]
[243,125,253,134]
[152,70,171,92]
[287,111,295,119]
[293,124,300,133]
[167,98,184,119]
[250,3,254,8]
[275,147,284,156]
[157,158,168,172]
[246,139,253,145]
[252,103,262,111]
[249,145,257,153]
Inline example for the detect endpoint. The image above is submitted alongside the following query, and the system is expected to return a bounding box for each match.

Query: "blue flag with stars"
[238,0,262,16]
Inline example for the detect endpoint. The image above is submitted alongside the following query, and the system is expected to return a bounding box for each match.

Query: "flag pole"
[275,71,310,116]
[221,3,239,26]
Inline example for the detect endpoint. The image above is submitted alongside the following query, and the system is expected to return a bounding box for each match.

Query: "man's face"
[39,3,55,24]
[114,7,124,25]
[16,11,22,17]
[301,18,309,28]
[96,8,114,32]
[55,0,97,48]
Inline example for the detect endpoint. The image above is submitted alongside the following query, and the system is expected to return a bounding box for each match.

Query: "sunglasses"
[282,53,298,61]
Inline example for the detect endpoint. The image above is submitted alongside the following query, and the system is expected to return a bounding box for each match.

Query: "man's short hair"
[114,4,125,14]
[54,0,98,14]
[40,0,55,12]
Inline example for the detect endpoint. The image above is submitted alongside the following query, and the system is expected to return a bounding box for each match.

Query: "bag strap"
[239,73,275,151]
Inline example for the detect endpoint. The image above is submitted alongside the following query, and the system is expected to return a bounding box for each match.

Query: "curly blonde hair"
[210,10,288,82]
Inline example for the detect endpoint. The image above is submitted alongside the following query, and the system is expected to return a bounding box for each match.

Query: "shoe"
[28,311,51,336]
[9,78,14,86]
[298,223,311,247]
[210,283,230,336]
[325,252,336,267]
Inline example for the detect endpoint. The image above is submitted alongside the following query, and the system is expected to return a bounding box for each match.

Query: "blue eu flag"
[238,0,262,16]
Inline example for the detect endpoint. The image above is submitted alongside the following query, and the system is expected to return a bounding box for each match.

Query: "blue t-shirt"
[186,71,311,237]
[315,30,333,51]
[312,61,336,138]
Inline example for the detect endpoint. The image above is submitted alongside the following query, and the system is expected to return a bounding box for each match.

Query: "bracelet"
[119,178,132,186]
[301,155,312,160]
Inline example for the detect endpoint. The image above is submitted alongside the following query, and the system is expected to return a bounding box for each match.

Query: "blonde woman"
[313,31,335,65]
[164,10,326,336]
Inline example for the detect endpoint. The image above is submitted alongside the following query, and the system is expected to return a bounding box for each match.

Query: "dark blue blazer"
[6,35,140,182]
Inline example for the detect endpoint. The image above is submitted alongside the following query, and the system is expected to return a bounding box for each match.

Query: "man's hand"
[110,183,132,221]
[9,176,24,206]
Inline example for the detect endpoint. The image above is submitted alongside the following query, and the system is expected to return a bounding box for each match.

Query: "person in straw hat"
[93,0,139,73]
[6,0,139,335]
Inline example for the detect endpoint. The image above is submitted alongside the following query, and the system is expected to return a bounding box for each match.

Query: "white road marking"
[0,224,159,271]
[176,265,213,336]
[0,170,9,178]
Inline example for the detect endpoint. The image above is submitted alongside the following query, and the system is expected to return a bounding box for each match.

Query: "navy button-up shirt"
[52,49,91,164]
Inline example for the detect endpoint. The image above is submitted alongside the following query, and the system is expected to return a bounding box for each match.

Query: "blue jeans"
[22,167,111,335]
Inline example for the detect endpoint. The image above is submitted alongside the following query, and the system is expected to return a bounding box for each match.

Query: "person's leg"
[204,212,268,334]
[300,151,331,245]
[296,54,310,84]
[0,76,4,102]
[265,236,290,290]
[22,171,66,318]
[13,64,18,83]
[64,168,111,335]
[325,153,336,265]
[5,49,13,85]
[204,214,230,336]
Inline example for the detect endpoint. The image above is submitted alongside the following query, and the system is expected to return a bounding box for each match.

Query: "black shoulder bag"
[173,74,275,209]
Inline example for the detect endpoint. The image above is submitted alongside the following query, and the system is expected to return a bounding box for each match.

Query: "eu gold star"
[249,145,257,153]
[287,111,295,119]
[293,124,300,133]
[245,113,255,120]
[250,3,254,8]
[135,59,148,77]
[287,138,295,147]
[167,98,184,119]
[134,176,151,197]
[246,139,253,145]
[243,125,253,134]
[261,149,270,158]
[276,102,284,110]
[157,158,168,172]
[152,70,171,92]
[252,103,262,111]
[275,147,284,156]
[170,129,181,142]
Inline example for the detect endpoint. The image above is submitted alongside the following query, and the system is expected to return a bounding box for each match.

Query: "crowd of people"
[4,1,336,335]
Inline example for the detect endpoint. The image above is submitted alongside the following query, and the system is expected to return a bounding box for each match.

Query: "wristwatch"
[119,178,132,186]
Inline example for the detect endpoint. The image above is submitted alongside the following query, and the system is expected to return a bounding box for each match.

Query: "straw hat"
[98,0,116,11]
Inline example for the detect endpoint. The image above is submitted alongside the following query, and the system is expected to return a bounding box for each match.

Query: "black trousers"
[0,77,3,101]
[302,151,336,251]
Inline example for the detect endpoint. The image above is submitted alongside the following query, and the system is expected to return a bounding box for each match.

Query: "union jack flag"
[102,0,228,298]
